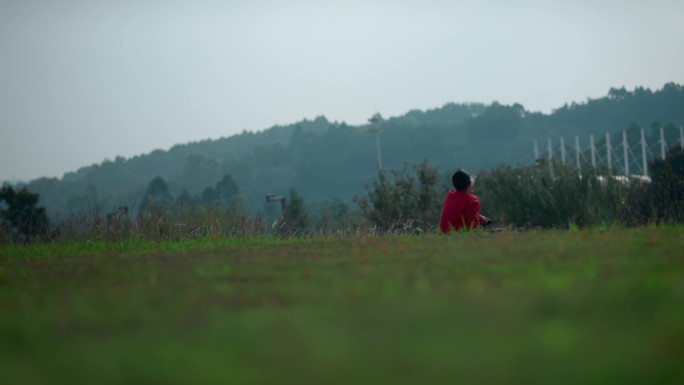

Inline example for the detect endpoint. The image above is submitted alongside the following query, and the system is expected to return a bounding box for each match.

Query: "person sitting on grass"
[439,169,492,233]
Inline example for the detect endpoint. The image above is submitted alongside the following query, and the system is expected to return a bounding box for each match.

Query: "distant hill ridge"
[22,83,684,217]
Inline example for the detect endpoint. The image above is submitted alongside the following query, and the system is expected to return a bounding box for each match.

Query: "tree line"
[14,83,684,222]
[3,144,683,243]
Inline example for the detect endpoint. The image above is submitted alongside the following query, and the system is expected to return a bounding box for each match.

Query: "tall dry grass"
[475,157,682,228]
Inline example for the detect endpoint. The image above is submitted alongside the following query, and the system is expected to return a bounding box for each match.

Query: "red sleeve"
[438,197,450,234]
[464,197,480,230]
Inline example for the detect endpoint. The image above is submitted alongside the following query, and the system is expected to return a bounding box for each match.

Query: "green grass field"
[1,226,683,385]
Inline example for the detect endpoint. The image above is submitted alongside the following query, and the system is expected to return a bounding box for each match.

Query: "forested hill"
[22,83,684,217]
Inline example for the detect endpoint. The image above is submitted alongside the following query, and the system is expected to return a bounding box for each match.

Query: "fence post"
[641,129,648,178]
[590,134,596,169]
[560,137,566,164]
[606,132,612,174]
[623,130,629,176]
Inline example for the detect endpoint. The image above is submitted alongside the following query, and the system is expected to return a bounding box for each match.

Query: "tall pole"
[622,130,629,177]
[368,114,383,170]
[533,140,539,162]
[560,137,566,164]
[660,126,666,159]
[575,136,581,170]
[590,134,596,169]
[641,129,648,177]
[680,125,684,149]
[375,132,382,170]
[606,132,612,174]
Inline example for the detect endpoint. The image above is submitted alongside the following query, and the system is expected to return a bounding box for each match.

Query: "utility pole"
[533,139,539,163]
[622,130,629,177]
[640,129,648,178]
[560,137,566,164]
[590,134,596,170]
[606,132,612,174]
[368,113,383,170]
[680,124,684,149]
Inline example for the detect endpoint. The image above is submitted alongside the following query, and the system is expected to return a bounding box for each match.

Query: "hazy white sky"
[1,0,683,181]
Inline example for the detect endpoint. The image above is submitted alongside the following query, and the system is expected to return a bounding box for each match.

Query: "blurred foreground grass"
[1,226,684,385]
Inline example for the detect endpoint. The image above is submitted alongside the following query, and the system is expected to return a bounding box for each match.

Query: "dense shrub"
[277,188,310,235]
[475,163,625,228]
[477,148,684,228]
[355,160,447,231]
[648,147,684,222]
[0,185,50,242]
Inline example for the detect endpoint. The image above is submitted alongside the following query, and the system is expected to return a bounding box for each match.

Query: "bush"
[649,146,684,223]
[281,188,309,234]
[476,162,628,228]
[0,185,50,242]
[355,160,447,231]
[476,149,684,228]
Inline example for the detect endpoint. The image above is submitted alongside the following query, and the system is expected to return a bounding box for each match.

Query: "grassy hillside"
[21,83,684,217]
[1,226,683,384]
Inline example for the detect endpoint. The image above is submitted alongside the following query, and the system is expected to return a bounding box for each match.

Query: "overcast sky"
[1,0,683,182]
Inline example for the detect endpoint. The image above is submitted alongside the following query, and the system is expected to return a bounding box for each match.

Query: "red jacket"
[439,190,480,233]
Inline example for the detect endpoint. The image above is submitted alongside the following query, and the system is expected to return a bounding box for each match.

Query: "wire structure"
[533,125,683,180]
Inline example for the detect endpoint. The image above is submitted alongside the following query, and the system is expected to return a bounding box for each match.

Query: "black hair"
[451,169,471,191]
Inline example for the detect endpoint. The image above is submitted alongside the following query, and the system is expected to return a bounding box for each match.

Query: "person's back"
[439,169,481,233]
